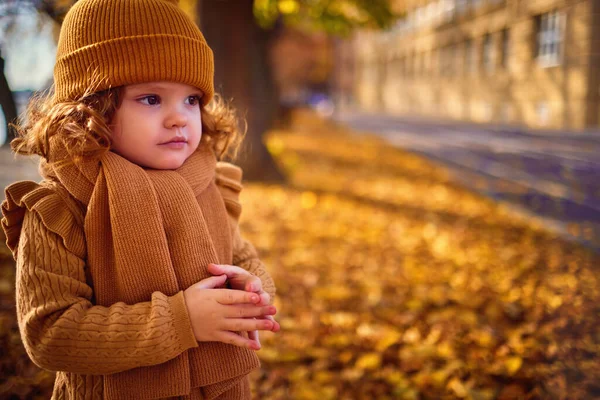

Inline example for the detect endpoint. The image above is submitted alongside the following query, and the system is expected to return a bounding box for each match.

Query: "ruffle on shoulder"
[215,162,243,221]
[2,181,86,260]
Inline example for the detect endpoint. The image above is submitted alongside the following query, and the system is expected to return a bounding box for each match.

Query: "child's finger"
[217,331,260,350]
[215,289,259,305]
[245,276,263,293]
[194,275,227,289]
[220,318,274,333]
[208,263,247,277]
[248,329,260,346]
[224,304,276,318]
[258,292,270,305]
[261,315,281,332]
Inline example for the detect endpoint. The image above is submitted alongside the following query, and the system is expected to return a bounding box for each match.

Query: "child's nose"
[164,107,188,129]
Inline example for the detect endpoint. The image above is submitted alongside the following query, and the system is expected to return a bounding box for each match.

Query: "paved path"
[0,147,41,201]
[335,111,600,251]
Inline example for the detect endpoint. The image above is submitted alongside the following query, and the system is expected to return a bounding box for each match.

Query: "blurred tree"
[0,50,17,146]
[0,0,70,147]
[2,0,397,178]
[198,0,397,180]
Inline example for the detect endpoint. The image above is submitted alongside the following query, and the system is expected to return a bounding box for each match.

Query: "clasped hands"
[183,263,280,351]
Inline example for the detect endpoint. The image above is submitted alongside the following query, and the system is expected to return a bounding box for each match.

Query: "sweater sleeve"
[14,210,199,376]
[215,162,276,303]
[232,228,276,302]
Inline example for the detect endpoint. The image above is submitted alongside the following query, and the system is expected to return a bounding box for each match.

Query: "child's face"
[110,81,203,170]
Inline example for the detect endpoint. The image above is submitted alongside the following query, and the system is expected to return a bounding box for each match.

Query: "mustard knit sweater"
[2,168,275,399]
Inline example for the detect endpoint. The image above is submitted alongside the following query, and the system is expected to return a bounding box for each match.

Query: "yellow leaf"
[320,312,357,328]
[448,378,468,398]
[313,285,353,301]
[301,191,318,209]
[548,295,563,309]
[258,347,279,362]
[436,342,455,359]
[475,330,495,347]
[266,136,285,156]
[375,328,403,351]
[505,356,523,375]
[339,351,353,364]
[314,370,334,383]
[355,353,381,370]
[341,368,364,381]
[403,327,421,344]
[278,0,300,14]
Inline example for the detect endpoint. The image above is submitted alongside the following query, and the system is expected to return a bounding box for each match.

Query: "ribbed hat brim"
[54,34,214,105]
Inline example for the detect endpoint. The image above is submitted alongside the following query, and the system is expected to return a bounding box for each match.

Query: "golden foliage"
[0,119,599,399]
[243,123,599,399]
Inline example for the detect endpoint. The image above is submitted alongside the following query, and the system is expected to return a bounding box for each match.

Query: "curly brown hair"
[12,85,245,168]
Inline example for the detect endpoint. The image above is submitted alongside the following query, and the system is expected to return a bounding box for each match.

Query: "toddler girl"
[1,0,278,398]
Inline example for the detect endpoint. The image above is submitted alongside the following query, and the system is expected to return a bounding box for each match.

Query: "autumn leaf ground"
[1,115,599,399]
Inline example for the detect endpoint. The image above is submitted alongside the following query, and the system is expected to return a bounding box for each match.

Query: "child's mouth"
[159,137,188,148]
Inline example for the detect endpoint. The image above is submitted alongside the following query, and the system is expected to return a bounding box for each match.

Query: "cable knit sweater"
[1,162,275,400]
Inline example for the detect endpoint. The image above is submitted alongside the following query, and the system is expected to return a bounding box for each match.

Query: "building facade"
[342,0,600,130]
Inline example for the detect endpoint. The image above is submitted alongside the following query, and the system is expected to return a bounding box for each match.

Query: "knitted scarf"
[40,141,259,399]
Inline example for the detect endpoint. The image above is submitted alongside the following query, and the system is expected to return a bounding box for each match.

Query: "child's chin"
[145,158,186,170]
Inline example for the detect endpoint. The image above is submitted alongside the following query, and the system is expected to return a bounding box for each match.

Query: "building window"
[435,0,446,22]
[414,52,421,75]
[501,28,510,68]
[465,39,476,74]
[426,50,433,74]
[470,0,483,8]
[501,103,512,122]
[456,0,468,14]
[482,34,494,72]
[536,102,550,125]
[441,45,455,76]
[416,7,424,27]
[482,102,493,121]
[427,3,436,25]
[443,0,456,21]
[536,11,564,67]
[440,48,446,76]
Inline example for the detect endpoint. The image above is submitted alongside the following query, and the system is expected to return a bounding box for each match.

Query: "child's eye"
[139,95,160,105]
[186,95,201,106]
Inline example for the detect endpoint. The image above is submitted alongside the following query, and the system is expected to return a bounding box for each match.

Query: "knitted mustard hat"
[53,0,214,105]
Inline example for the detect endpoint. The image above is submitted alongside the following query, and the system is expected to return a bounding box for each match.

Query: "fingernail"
[263,321,273,329]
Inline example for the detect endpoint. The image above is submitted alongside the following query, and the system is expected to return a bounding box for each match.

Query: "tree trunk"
[0,55,18,147]
[198,0,284,182]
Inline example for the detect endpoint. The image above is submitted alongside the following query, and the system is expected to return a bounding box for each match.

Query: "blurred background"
[1,0,599,399]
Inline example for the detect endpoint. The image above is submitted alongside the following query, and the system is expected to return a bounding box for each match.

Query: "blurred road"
[336,112,600,250]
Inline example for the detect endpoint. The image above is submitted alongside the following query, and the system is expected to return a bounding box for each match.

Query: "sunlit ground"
[245,116,599,399]
[0,115,598,399]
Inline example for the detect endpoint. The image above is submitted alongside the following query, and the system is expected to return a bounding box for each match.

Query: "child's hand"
[208,263,272,306]
[207,264,281,344]
[183,275,277,350]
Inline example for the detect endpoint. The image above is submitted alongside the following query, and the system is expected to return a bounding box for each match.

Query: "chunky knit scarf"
[38,141,259,399]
